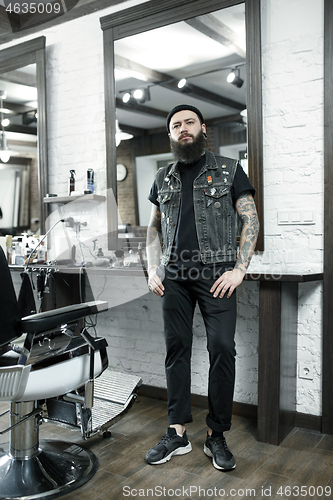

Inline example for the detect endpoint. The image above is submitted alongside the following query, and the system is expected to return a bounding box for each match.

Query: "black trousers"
[161,277,237,433]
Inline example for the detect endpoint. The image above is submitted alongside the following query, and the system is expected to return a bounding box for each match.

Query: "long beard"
[170,131,206,164]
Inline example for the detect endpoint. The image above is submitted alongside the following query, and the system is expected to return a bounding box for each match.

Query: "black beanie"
[166,104,204,132]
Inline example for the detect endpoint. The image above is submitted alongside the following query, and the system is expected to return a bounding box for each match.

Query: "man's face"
[168,110,206,143]
[168,110,207,164]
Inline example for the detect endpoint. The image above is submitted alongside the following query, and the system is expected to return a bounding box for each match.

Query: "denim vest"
[156,149,238,266]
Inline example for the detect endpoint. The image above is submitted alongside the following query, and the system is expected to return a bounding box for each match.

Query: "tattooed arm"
[210,191,259,298]
[235,191,260,273]
[146,204,165,296]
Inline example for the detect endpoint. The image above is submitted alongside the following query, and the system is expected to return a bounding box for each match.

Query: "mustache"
[179,133,194,140]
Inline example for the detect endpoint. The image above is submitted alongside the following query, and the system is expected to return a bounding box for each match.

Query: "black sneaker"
[145,427,192,465]
[204,433,236,471]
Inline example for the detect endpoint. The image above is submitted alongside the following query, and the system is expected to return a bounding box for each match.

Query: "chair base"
[0,439,98,500]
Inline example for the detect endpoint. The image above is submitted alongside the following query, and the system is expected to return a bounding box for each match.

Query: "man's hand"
[148,268,165,296]
[210,268,246,299]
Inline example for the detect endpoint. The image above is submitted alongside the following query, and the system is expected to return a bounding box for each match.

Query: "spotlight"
[177,78,187,89]
[122,92,132,104]
[133,87,150,103]
[133,88,144,100]
[177,78,193,94]
[227,69,244,88]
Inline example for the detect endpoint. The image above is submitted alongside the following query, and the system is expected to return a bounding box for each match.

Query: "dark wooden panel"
[36,45,48,234]
[0,36,44,68]
[100,0,243,37]
[103,27,118,250]
[257,281,281,444]
[323,0,333,435]
[245,0,264,251]
[279,282,297,442]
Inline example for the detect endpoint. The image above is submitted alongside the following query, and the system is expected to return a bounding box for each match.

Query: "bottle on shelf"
[87,168,94,194]
[68,170,76,195]
[14,238,24,266]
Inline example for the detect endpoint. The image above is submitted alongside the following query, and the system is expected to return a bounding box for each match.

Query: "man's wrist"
[234,264,247,276]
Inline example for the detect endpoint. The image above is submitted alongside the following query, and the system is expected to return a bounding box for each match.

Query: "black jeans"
[161,277,237,433]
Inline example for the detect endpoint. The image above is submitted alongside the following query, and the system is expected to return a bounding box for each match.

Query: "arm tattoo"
[146,206,162,273]
[235,191,259,273]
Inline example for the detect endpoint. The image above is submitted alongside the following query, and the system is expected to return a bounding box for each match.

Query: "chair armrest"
[20,301,108,333]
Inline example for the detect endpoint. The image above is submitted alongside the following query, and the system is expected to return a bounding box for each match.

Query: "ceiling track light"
[227,68,244,88]
[122,92,132,104]
[177,78,193,94]
[133,87,151,103]
[119,62,246,105]
[122,87,151,105]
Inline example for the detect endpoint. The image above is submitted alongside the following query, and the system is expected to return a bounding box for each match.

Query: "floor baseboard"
[138,384,322,433]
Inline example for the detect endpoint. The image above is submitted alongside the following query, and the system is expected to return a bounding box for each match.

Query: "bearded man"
[145,104,259,471]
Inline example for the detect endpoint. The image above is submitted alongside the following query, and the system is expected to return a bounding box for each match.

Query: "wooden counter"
[245,272,323,445]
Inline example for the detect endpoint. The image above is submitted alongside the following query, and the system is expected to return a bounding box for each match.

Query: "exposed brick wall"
[253,0,324,415]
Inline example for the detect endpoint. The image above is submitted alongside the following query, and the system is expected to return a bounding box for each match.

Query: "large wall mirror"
[101,0,263,250]
[0,37,48,235]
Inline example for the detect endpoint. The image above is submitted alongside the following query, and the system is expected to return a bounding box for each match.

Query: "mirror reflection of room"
[0,64,39,258]
[115,4,247,229]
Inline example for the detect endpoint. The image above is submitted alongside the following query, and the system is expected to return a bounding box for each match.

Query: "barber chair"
[0,246,109,499]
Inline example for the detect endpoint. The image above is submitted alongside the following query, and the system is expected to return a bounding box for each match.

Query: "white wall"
[3,0,325,416]
[255,0,324,415]
[136,152,173,225]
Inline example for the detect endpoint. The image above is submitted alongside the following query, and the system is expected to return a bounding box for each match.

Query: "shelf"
[43,194,106,204]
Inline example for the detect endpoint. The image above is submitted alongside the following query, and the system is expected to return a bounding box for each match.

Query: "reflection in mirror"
[114,4,247,228]
[0,37,48,235]
[0,160,31,233]
[101,0,263,250]
[0,64,39,235]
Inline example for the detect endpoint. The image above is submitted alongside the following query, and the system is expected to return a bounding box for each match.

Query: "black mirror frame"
[100,0,263,251]
[0,36,48,234]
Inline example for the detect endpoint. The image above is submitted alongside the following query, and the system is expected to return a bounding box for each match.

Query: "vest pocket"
[204,186,229,207]
[157,192,172,204]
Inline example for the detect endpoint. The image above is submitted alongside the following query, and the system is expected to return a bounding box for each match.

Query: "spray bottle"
[68,170,76,195]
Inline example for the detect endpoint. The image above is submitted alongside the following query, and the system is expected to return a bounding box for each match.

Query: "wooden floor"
[1,396,333,500]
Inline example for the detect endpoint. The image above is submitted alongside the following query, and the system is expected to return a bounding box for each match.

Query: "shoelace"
[159,432,179,445]
[211,436,228,450]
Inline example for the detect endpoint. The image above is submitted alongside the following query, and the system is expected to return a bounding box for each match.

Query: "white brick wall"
[3,0,325,416]
[252,0,324,415]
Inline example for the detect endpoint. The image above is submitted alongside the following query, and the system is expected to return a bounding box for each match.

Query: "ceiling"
[114,2,247,136]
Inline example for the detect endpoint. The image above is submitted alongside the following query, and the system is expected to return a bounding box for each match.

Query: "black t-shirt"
[148,154,255,280]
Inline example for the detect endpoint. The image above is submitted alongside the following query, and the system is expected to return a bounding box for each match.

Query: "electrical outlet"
[299,363,313,380]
